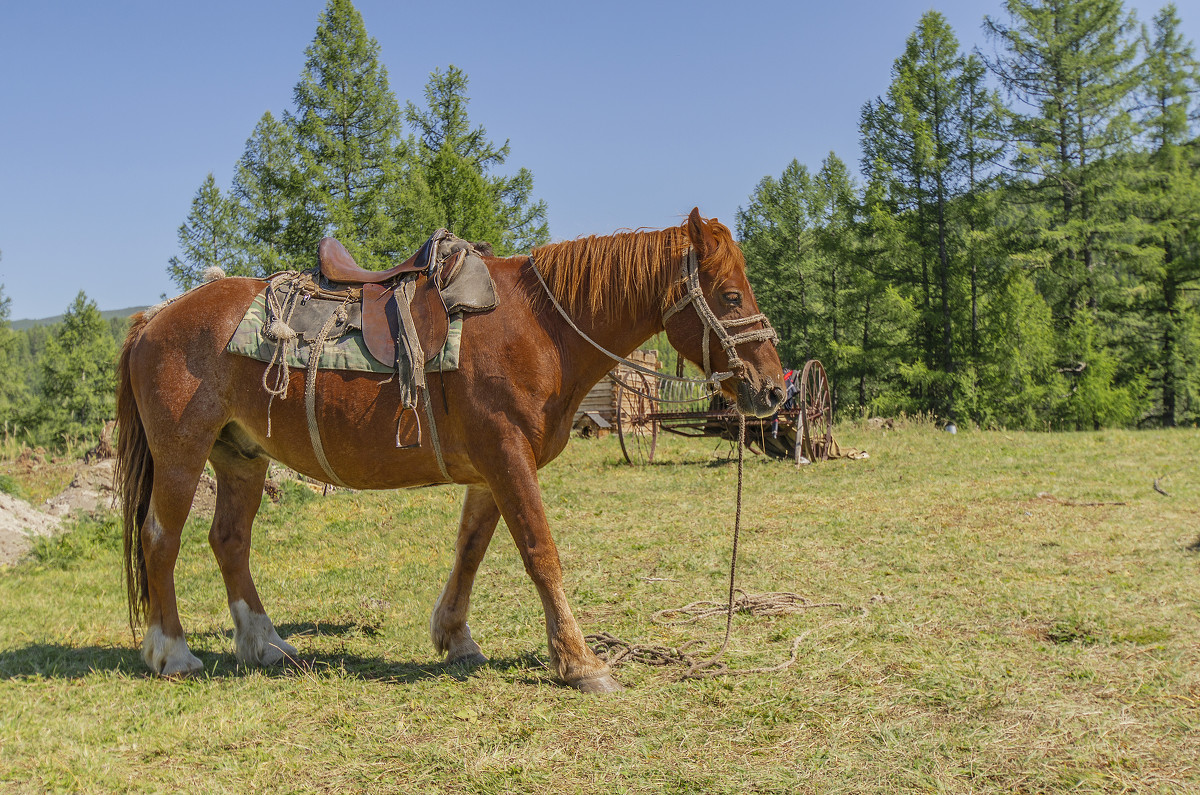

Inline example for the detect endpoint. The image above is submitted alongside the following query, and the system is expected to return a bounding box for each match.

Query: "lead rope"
[532,250,803,677]
[586,413,835,678]
[682,411,746,678]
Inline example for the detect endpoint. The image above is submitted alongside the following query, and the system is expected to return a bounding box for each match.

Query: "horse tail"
[115,312,153,629]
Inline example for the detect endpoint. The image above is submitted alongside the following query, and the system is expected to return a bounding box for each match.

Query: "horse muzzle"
[735,373,786,419]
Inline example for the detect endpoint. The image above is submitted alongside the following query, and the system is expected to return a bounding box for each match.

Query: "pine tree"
[405,66,548,253]
[167,173,247,290]
[231,111,299,276]
[983,0,1143,427]
[738,159,819,368]
[957,54,1007,365]
[36,292,118,446]
[860,11,998,417]
[1131,3,1200,425]
[289,0,429,268]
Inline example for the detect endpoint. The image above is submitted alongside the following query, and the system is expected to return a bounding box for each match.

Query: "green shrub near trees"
[739,1,1200,429]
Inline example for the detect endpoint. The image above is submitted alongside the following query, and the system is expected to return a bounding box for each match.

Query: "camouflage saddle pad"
[226,289,463,374]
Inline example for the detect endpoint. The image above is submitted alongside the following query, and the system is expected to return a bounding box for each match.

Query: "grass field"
[1,423,1198,793]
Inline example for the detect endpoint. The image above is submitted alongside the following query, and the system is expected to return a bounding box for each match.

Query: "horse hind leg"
[431,485,501,665]
[140,459,209,677]
[208,438,297,667]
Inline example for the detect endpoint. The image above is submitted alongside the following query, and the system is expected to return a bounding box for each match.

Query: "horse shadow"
[0,621,551,686]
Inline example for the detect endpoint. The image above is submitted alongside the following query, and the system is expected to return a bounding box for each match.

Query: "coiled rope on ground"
[584,415,844,679]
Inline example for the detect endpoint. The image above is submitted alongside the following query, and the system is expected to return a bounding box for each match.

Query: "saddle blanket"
[226,289,463,374]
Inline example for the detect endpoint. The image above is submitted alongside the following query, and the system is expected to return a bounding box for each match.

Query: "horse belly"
[223,355,459,490]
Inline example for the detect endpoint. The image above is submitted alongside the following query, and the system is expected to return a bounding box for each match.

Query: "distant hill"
[11,306,149,331]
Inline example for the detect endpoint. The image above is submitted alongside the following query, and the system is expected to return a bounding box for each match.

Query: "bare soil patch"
[0,456,217,566]
[0,491,62,566]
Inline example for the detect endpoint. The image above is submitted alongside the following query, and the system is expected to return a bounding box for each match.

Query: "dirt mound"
[0,491,62,566]
[40,459,217,519]
[42,459,119,517]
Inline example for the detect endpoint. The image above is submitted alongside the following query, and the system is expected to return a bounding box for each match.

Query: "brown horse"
[116,208,785,692]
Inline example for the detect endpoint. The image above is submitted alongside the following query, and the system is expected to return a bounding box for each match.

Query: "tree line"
[739,0,1200,429]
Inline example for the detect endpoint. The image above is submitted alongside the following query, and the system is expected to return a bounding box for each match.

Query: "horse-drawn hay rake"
[616,359,834,465]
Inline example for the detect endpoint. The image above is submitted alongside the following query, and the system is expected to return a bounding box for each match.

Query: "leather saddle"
[360,278,448,368]
[318,237,436,285]
[316,231,496,371]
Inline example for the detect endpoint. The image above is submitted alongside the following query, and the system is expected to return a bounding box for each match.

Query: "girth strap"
[304,298,353,488]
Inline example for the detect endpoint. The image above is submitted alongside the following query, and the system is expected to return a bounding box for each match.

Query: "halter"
[528,247,778,395]
[661,249,779,382]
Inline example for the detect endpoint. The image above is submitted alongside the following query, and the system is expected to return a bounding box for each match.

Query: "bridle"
[660,249,779,383]
[528,247,778,396]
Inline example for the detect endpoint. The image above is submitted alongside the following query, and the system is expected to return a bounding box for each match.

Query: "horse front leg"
[430,485,500,665]
[483,445,622,693]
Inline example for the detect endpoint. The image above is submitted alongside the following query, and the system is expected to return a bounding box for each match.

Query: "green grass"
[2,425,1198,793]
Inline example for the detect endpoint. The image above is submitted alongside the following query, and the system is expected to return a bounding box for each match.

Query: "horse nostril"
[769,386,785,405]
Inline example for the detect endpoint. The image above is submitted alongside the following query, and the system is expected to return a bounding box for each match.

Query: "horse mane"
[531,217,743,321]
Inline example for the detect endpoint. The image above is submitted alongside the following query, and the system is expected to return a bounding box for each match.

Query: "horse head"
[663,208,786,419]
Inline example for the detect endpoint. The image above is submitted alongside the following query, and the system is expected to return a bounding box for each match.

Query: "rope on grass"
[652,589,845,625]
[586,415,842,679]
[585,630,812,678]
[585,593,839,678]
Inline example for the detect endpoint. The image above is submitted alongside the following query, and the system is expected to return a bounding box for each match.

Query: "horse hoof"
[447,651,489,667]
[143,627,204,678]
[258,639,299,666]
[573,673,625,694]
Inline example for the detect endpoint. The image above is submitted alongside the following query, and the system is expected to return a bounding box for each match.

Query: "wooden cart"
[614,359,835,465]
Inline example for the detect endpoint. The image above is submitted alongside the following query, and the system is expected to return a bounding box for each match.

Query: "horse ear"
[685,207,718,258]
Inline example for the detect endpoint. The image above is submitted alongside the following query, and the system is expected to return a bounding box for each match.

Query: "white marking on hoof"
[142,626,203,677]
[230,600,297,666]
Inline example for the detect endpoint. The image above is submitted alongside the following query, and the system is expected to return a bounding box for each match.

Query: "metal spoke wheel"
[798,360,833,463]
[616,372,658,465]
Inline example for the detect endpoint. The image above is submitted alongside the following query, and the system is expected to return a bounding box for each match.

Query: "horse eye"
[723,291,742,306]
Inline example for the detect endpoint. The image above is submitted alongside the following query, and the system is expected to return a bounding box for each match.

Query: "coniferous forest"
[738,1,1200,429]
[1,0,1196,452]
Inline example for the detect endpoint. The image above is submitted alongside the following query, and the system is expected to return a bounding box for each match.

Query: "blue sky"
[1,1,1195,320]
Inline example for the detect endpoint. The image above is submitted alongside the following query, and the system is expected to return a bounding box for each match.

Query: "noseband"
[662,249,779,382]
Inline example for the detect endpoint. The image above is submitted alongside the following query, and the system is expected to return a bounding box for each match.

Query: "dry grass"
[1,423,1197,793]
